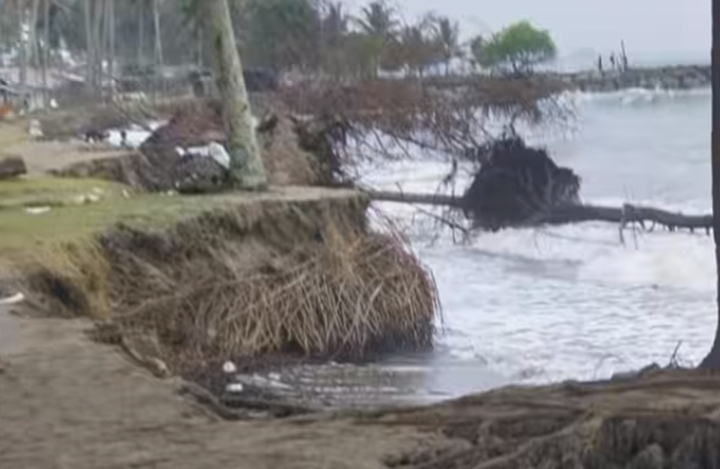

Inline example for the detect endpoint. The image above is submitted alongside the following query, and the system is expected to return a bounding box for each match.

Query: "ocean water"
[102,87,718,402]
[359,86,717,397]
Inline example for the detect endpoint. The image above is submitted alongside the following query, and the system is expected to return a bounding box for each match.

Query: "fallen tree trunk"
[364,190,714,233]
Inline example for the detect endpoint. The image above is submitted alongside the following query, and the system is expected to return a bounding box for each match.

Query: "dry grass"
[99,199,438,370]
[3,177,438,370]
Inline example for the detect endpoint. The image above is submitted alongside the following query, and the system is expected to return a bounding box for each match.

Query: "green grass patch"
[0,175,302,256]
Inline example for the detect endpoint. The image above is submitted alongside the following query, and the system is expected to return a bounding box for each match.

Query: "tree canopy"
[472,21,557,76]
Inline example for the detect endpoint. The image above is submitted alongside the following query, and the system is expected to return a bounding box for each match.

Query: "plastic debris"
[25,206,51,215]
[222,361,237,374]
[225,382,244,393]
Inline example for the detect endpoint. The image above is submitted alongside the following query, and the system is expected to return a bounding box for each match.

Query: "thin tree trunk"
[17,0,27,89]
[197,26,203,68]
[92,0,103,94]
[152,0,162,67]
[137,1,144,66]
[701,0,720,369]
[29,0,38,67]
[152,0,162,99]
[41,0,48,108]
[84,0,93,92]
[204,0,267,190]
[103,0,115,98]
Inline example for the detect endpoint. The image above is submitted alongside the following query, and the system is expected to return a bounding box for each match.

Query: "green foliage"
[355,1,398,39]
[393,21,441,77]
[430,16,461,74]
[472,20,556,75]
[0,0,560,81]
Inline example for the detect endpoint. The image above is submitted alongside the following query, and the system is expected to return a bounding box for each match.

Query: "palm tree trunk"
[104,0,115,97]
[84,0,93,91]
[29,0,38,67]
[701,0,720,369]
[92,0,103,94]
[204,0,267,190]
[152,0,163,68]
[197,25,203,68]
[137,1,144,66]
[17,0,27,89]
[152,0,163,99]
[41,0,48,108]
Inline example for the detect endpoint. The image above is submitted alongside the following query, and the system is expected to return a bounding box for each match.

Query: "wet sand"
[0,305,448,469]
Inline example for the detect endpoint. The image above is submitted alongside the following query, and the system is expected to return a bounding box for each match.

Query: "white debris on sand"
[25,206,51,215]
[222,361,237,374]
[27,119,43,139]
[175,142,231,170]
[0,292,24,306]
[225,382,244,393]
[72,193,101,205]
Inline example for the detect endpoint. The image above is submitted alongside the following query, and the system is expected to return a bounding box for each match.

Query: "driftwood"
[0,156,27,180]
[364,190,714,233]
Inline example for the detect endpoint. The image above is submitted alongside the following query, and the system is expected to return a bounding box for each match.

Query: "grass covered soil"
[0,175,438,374]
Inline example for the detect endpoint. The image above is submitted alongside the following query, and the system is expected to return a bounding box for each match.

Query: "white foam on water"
[356,86,717,391]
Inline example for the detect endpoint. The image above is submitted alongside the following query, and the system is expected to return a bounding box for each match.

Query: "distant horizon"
[550,48,709,73]
[342,0,710,66]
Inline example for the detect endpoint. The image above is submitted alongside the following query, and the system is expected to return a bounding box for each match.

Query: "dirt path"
[0,307,444,469]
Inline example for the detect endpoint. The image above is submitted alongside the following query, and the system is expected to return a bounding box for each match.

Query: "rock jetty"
[558,64,711,92]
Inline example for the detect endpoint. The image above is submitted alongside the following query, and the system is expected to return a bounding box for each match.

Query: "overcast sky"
[344,0,710,61]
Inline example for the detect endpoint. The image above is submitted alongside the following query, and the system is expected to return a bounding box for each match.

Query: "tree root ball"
[460,137,581,231]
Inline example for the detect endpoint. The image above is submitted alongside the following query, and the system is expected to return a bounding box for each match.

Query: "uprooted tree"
[278,38,720,371]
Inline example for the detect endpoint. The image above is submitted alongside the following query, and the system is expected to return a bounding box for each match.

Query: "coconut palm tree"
[152,0,163,68]
[356,0,397,40]
[320,1,347,49]
[434,16,460,75]
[353,1,398,76]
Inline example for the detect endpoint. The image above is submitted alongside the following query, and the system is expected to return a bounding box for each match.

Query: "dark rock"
[82,128,110,143]
[0,156,27,179]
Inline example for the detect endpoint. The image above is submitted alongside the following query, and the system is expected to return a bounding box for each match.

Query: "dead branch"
[363,189,714,233]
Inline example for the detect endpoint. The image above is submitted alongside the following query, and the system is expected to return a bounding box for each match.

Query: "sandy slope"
[0,306,443,469]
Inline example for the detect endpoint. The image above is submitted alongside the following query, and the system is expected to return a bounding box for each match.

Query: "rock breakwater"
[559,64,711,92]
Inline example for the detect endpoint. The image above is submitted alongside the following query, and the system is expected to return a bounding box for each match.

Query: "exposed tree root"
[374,369,720,469]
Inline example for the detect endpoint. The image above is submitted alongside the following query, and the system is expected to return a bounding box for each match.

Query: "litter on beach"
[25,206,51,215]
